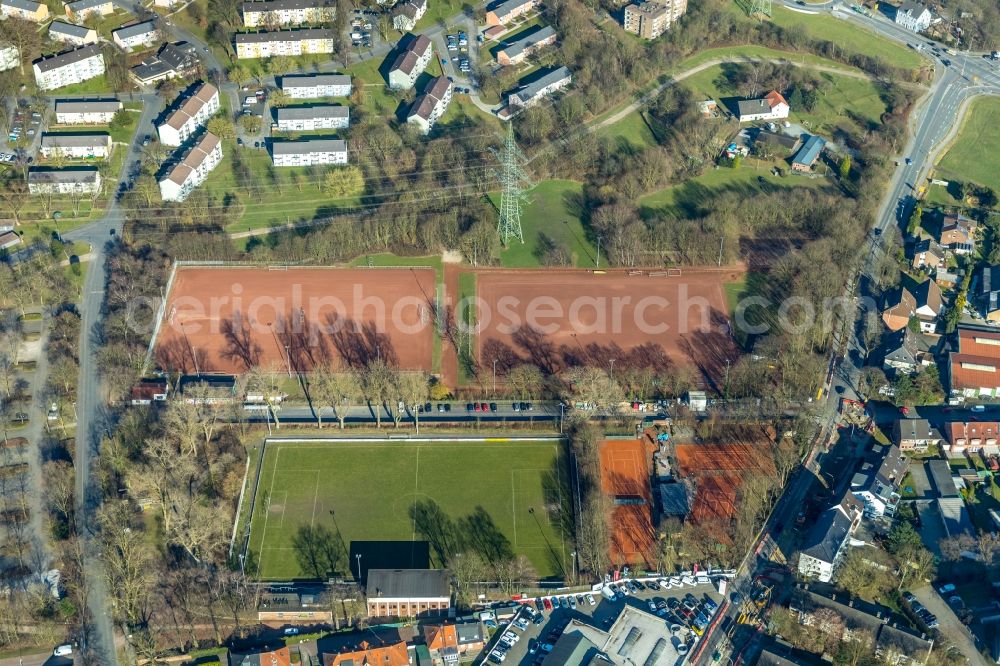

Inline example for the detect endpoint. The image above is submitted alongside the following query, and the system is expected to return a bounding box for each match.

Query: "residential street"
[913,584,987,666]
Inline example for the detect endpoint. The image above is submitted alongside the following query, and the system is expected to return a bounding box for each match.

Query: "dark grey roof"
[939,496,975,538]
[757,645,827,666]
[67,0,110,10]
[737,98,770,117]
[179,373,236,391]
[366,569,449,599]
[927,460,958,498]
[980,265,1000,314]
[852,444,906,499]
[455,622,483,645]
[542,632,603,666]
[757,130,799,150]
[41,132,110,147]
[3,0,42,10]
[275,105,348,121]
[270,138,346,155]
[113,20,157,40]
[55,99,121,114]
[514,65,571,103]
[242,0,334,12]
[49,21,93,38]
[27,167,99,184]
[881,327,917,366]
[234,28,334,44]
[800,504,852,565]
[33,44,102,73]
[894,418,940,442]
[280,72,350,88]
[131,57,173,81]
[898,1,929,16]
[499,25,556,59]
[158,41,198,69]
[657,482,689,516]
[488,0,534,18]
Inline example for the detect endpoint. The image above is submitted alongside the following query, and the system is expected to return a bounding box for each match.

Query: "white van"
[54,644,73,657]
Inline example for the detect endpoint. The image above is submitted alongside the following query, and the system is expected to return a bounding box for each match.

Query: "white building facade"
[279,73,351,98]
[159,132,222,202]
[234,28,335,58]
[157,82,220,147]
[33,45,105,91]
[112,20,159,50]
[271,138,347,166]
[27,168,101,194]
[275,105,349,131]
[241,0,335,27]
[54,99,121,124]
[40,133,112,159]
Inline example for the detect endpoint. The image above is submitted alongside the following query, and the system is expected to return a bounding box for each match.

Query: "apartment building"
[130,41,199,85]
[159,132,222,202]
[40,132,112,159]
[241,0,335,27]
[0,42,17,71]
[49,21,99,46]
[157,82,220,147]
[54,99,121,124]
[892,418,942,453]
[366,569,451,620]
[234,27,335,58]
[948,324,1000,399]
[392,0,426,31]
[33,44,105,91]
[496,25,556,65]
[0,0,48,21]
[270,138,347,167]
[894,1,931,32]
[274,105,349,131]
[279,72,351,98]
[64,0,113,20]
[27,167,101,195]
[407,76,451,134]
[112,20,159,51]
[485,0,536,25]
[797,491,863,583]
[387,33,431,90]
[622,0,686,39]
[850,444,906,521]
[507,65,571,109]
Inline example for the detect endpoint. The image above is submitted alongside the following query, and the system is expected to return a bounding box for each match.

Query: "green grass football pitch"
[247,439,572,581]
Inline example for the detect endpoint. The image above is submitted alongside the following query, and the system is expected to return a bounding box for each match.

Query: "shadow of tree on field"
[460,506,514,566]
[292,523,347,580]
[220,310,262,371]
[410,499,462,567]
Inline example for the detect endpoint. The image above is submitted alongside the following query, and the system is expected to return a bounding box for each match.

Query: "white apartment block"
[49,21,99,46]
[64,0,113,19]
[275,105,349,131]
[54,99,122,124]
[112,20,159,51]
[27,167,101,195]
[407,76,451,134]
[40,132,112,159]
[271,138,346,166]
[0,0,49,21]
[33,45,105,91]
[508,65,571,108]
[241,0,335,27]
[279,72,351,98]
[234,28,334,58]
[157,82,220,146]
[0,42,18,72]
[153,0,181,7]
[392,0,426,31]
[159,132,222,202]
[387,33,431,90]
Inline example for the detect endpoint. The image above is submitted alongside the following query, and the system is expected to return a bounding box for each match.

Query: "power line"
[490,123,530,246]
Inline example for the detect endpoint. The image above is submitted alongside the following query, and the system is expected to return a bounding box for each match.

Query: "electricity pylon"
[491,123,531,245]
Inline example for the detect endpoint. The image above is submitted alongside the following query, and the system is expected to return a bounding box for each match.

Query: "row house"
[241,0,336,27]
[0,42,17,71]
[234,27,335,58]
[387,33,431,90]
[324,642,411,666]
[54,98,121,124]
[40,132,112,159]
[496,25,556,66]
[157,81,220,147]
[27,167,101,195]
[279,72,351,97]
[64,0,113,20]
[274,104,349,131]
[158,132,222,202]
[270,137,347,167]
[33,44,104,91]
[506,65,571,111]
[49,21,99,46]
[485,0,537,25]
[0,0,48,21]
[892,417,942,453]
[622,0,686,40]
[392,0,426,31]
[406,76,452,134]
[945,421,1000,455]
[112,20,159,51]
[948,324,1000,400]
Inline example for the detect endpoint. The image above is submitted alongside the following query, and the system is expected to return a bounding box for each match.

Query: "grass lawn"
[674,44,865,75]
[247,438,571,580]
[488,179,597,268]
[46,74,120,95]
[935,97,1000,194]
[595,109,657,149]
[345,57,402,119]
[439,94,500,127]
[91,8,135,39]
[413,0,469,32]
[639,163,835,211]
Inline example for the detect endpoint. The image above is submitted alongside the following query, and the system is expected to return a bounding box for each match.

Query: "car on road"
[490,402,498,412]
[904,157,912,165]
[54,645,73,657]
[972,404,986,412]
[938,583,956,595]
[481,402,489,411]
[284,627,300,635]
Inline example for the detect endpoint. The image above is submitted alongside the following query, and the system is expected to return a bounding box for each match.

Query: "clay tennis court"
[599,436,657,568]
[674,442,776,523]
[154,266,437,374]
[474,268,741,377]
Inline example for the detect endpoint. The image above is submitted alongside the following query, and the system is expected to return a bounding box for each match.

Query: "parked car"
[53,645,73,657]
[586,594,596,606]
[542,597,553,610]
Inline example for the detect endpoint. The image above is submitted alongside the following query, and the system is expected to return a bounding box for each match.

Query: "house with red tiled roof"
[229,646,291,666]
[736,90,789,122]
[945,421,1000,454]
[422,623,485,666]
[882,287,916,332]
[324,641,412,666]
[948,324,1000,400]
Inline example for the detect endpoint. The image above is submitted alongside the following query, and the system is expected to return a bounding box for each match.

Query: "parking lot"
[480,577,725,665]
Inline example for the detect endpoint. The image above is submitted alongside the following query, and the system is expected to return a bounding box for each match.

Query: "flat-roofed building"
[33,44,104,91]
[0,0,48,21]
[54,98,121,124]
[64,0,113,19]
[159,132,222,202]
[279,72,351,98]
[274,104,349,131]
[496,25,556,65]
[387,33,431,90]
[27,167,101,194]
[366,569,451,620]
[406,76,451,134]
[270,137,347,167]
[622,0,686,39]
[241,0,335,27]
[112,20,159,50]
[157,82,220,146]
[48,21,99,46]
[234,27,335,58]
[40,132,112,159]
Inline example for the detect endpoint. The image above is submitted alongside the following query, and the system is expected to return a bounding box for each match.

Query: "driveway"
[906,461,932,499]
[912,584,987,666]
[914,500,945,557]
